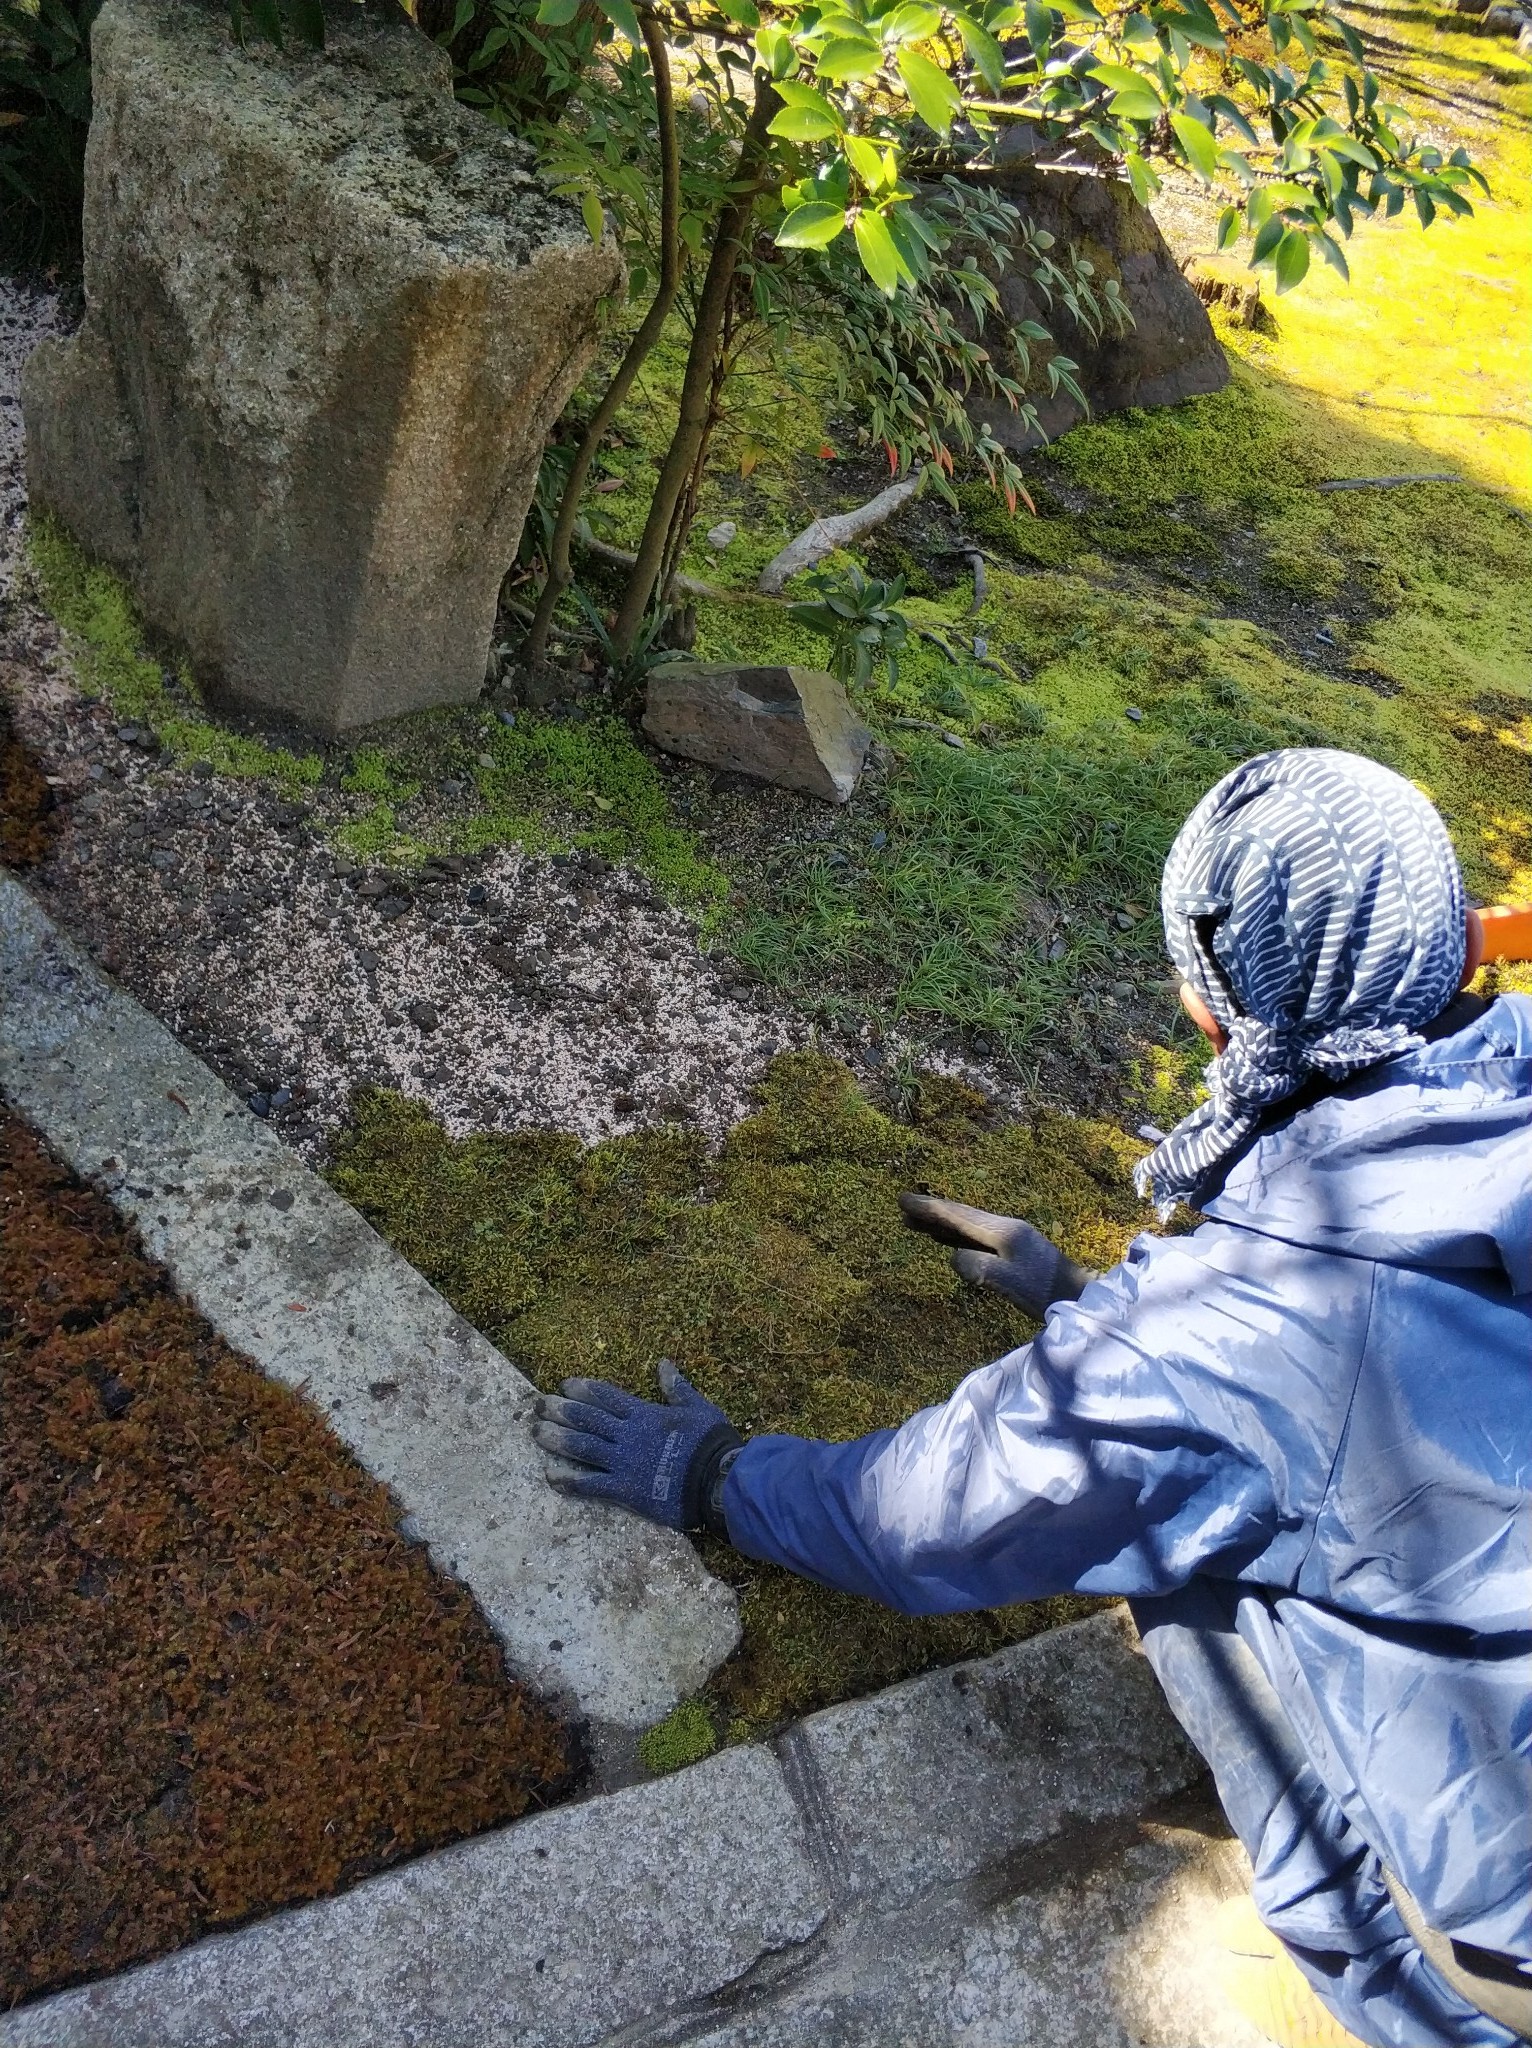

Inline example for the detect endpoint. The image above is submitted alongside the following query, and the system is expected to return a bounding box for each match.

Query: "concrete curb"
[2,1611,1260,2048]
[0,870,739,1729]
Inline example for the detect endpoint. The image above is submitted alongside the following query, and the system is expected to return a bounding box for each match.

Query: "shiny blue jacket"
[724,994,1532,2048]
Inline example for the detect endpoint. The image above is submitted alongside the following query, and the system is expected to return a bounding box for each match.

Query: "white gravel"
[0,273,819,1158]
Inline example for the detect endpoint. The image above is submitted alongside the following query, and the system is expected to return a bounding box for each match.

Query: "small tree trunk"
[524,9,679,665]
[610,70,779,658]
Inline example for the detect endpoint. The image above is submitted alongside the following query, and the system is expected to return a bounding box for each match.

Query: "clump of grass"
[637,1700,719,1774]
[328,1050,1137,1729]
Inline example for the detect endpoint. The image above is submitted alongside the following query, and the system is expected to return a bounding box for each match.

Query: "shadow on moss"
[327,1050,1144,1730]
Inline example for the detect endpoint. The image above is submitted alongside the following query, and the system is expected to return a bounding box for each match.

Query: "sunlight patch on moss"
[637,1700,719,1774]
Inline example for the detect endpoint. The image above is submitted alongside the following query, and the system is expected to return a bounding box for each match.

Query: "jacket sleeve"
[721,1229,1341,1615]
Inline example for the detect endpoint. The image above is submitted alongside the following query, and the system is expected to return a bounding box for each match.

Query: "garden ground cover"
[0,1109,574,2009]
[3,0,1528,1773]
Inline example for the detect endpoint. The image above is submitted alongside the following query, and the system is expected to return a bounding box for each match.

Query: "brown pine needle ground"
[0,1109,575,2011]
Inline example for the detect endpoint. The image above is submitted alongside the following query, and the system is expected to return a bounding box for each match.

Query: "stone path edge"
[0,868,740,1730]
[0,1608,1211,2048]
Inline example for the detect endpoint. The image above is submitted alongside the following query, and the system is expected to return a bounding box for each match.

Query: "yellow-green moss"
[328,1050,1132,1729]
[637,1700,720,1774]
[27,518,323,794]
[25,519,730,915]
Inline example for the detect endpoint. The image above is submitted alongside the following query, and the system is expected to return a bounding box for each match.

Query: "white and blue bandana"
[1137,748,1467,1216]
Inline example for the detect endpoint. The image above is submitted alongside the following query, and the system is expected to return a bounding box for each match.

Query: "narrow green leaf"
[1023,0,1052,54]
[854,208,903,293]
[1215,202,1240,250]
[755,22,795,74]
[897,46,961,135]
[954,10,1006,87]
[536,0,581,21]
[715,0,759,22]
[1170,110,1219,178]
[775,200,849,247]
[595,0,640,42]
[1272,225,1310,292]
[1314,230,1350,281]
[1124,149,1159,203]
[1250,213,1284,262]
[581,189,605,243]
[845,134,889,186]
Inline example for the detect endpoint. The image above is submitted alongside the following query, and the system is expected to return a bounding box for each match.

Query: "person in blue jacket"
[535,748,1531,2048]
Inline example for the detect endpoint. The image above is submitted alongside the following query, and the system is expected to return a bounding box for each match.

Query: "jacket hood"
[1199,993,1532,1294]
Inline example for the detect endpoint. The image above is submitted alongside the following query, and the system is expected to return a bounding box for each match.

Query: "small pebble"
[972,1036,993,1057]
[497,708,517,728]
[941,732,965,749]
[248,1091,271,1118]
[1125,706,1145,723]
[407,1000,440,1031]
[466,882,488,904]
[268,1087,293,1111]
[706,520,737,551]
[1314,627,1337,646]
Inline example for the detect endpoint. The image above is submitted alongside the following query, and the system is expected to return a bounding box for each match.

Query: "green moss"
[638,1700,720,1774]
[26,518,729,913]
[328,1050,1130,1729]
[27,519,322,793]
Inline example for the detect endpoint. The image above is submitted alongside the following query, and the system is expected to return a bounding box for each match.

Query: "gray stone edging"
[2,1609,1246,2048]
[0,869,738,1729]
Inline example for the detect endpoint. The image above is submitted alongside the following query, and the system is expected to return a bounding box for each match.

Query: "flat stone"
[22,0,621,734]
[644,663,871,804]
[0,874,738,1727]
[676,1779,1262,2048]
[785,1607,1201,1911]
[0,1746,829,2048]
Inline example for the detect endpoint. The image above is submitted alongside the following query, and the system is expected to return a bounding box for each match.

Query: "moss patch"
[327,1051,1134,1730]
[25,519,728,916]
[637,1700,719,1775]
[1,1110,574,2008]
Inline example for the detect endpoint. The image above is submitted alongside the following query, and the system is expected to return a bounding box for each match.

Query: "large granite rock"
[23,0,621,735]
[968,160,1229,452]
[644,663,870,803]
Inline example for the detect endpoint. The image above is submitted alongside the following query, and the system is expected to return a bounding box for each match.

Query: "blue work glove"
[899,1192,1096,1317]
[532,1358,743,1535]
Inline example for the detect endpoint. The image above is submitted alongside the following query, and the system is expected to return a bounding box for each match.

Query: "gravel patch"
[0,271,1016,1156]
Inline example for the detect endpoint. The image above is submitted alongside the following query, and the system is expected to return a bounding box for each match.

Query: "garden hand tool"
[533,1358,742,1534]
[898,1192,1096,1317]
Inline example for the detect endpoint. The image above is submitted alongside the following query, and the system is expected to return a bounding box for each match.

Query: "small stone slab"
[0,1747,829,2048]
[644,663,871,803]
[0,874,738,1728]
[783,1606,1200,1909]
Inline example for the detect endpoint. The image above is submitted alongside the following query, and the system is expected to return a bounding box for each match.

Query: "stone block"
[0,1746,829,2048]
[0,875,739,1730]
[644,662,871,803]
[786,1606,1201,1909]
[22,0,620,735]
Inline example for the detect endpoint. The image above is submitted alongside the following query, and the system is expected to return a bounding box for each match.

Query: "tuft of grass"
[327,1049,1136,1730]
[637,1700,719,1774]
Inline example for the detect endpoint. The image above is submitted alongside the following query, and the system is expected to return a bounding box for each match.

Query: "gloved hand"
[898,1192,1096,1318]
[532,1358,743,1535]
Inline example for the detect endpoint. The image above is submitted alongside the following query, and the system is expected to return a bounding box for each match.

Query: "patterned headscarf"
[1136,748,1467,1216]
